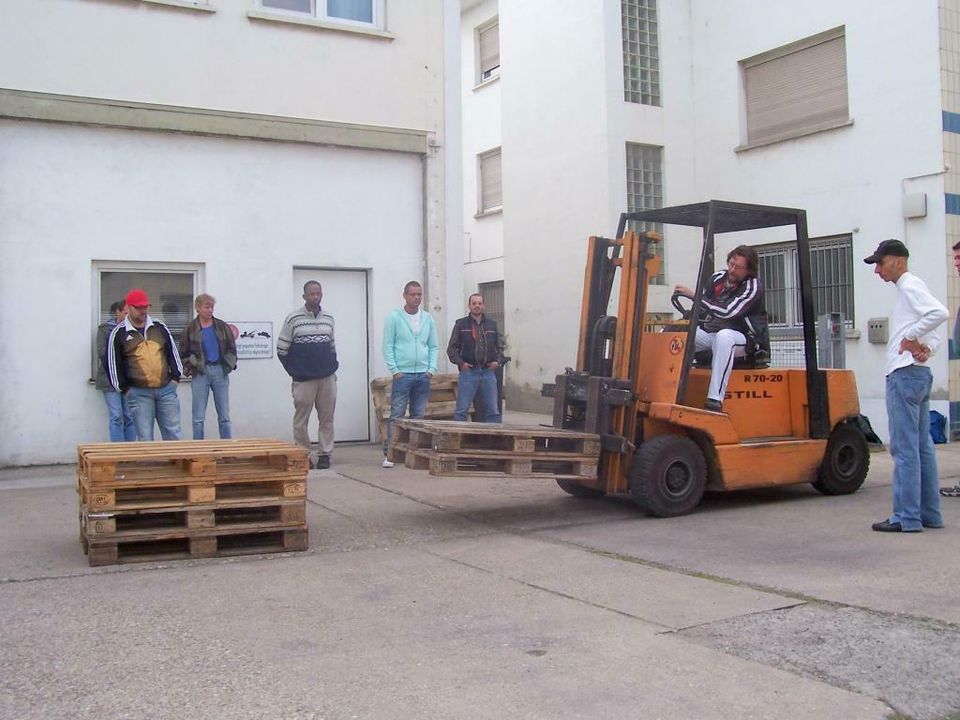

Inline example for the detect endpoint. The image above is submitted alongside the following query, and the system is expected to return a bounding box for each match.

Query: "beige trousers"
[291,375,337,459]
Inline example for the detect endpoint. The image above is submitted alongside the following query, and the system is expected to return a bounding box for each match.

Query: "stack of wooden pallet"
[388,419,601,480]
[77,439,309,566]
[369,373,460,442]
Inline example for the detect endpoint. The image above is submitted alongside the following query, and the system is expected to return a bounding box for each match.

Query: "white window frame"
[256,0,384,29]
[739,26,850,149]
[477,147,502,216]
[91,261,203,379]
[476,18,500,86]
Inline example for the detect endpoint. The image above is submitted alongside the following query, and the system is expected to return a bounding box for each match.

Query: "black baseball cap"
[863,239,909,264]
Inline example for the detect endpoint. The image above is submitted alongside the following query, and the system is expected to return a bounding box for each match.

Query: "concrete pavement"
[1,428,958,720]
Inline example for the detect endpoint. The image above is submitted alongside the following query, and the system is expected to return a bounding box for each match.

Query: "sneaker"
[316,455,330,470]
[381,457,395,468]
[940,485,960,498]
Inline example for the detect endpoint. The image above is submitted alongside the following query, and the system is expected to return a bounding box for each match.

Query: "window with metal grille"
[621,0,660,106]
[478,147,502,214]
[625,142,664,284]
[478,19,500,83]
[741,27,848,146]
[756,234,854,332]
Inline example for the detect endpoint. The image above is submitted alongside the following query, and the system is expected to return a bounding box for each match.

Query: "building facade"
[0,0,462,465]
[462,0,956,441]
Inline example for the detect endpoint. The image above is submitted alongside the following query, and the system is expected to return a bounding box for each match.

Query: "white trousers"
[695,327,746,403]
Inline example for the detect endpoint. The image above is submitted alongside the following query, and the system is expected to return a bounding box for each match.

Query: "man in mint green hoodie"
[381,281,439,467]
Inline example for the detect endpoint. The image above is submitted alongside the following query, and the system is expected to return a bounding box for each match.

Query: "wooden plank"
[392,419,601,456]
[81,499,307,538]
[411,448,598,479]
[84,526,309,566]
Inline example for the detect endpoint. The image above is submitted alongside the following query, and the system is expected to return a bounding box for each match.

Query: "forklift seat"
[693,349,770,370]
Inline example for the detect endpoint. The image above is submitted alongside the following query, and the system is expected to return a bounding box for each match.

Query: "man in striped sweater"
[278,281,338,470]
[674,245,765,413]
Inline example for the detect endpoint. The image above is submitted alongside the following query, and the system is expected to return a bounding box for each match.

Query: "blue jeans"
[127,381,183,441]
[102,390,136,442]
[886,365,943,530]
[454,367,502,423]
[191,364,231,440]
[384,372,431,454]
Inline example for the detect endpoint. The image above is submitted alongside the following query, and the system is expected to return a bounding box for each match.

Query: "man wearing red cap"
[105,288,184,441]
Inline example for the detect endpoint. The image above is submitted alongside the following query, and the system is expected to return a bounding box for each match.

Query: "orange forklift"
[545,200,872,516]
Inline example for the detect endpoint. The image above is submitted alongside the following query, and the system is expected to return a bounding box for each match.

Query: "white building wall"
[686,0,948,436]
[460,0,503,299]
[0,0,458,465]
[0,121,425,465]
[0,0,441,130]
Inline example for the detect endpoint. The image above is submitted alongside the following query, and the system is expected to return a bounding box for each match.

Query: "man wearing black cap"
[864,239,947,532]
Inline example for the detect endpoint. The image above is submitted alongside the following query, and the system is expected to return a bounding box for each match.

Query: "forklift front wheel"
[629,435,707,517]
[813,423,870,495]
[556,478,606,498]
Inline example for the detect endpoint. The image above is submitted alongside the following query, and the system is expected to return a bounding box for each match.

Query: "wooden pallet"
[389,444,598,480]
[79,476,306,511]
[392,419,601,456]
[81,498,306,538]
[83,526,308,567]
[77,439,307,487]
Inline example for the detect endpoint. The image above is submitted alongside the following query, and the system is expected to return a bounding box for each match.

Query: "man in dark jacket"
[674,245,765,413]
[447,293,505,423]
[95,300,136,441]
[277,281,338,469]
[179,293,238,440]
[106,288,184,440]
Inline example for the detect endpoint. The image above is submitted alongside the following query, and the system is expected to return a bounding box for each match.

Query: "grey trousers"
[291,375,337,459]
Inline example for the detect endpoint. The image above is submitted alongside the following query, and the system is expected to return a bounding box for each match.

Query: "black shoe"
[871,519,903,532]
[316,455,330,470]
[704,399,723,413]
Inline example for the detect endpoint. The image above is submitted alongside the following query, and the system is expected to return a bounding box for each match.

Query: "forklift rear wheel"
[556,478,606,498]
[813,423,869,495]
[630,435,706,517]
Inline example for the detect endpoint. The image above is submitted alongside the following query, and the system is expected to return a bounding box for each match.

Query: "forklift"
[544,200,871,516]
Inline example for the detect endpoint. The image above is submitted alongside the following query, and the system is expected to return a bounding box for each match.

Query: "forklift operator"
[674,245,765,413]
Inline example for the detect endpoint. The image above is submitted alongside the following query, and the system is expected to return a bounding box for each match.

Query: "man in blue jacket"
[278,281,338,470]
[381,280,439,467]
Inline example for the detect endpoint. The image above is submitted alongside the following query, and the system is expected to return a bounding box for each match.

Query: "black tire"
[629,435,706,517]
[813,423,870,495]
[556,478,606,498]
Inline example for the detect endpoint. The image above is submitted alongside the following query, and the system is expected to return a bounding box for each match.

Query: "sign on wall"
[229,321,274,360]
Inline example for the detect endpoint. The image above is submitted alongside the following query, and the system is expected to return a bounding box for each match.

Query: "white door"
[292,268,370,442]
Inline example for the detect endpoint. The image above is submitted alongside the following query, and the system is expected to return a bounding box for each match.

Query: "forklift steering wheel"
[671,292,693,320]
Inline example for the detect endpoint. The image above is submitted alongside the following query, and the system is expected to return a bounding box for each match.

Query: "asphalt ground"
[1,422,958,720]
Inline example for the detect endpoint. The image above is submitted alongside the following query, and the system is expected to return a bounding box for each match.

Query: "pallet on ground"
[77,439,308,487]
[392,419,601,456]
[81,497,306,538]
[82,525,308,566]
[389,444,599,480]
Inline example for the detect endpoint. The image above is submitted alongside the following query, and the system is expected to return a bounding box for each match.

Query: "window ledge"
[247,10,394,40]
[735,118,854,152]
[474,206,503,219]
[143,0,216,11]
[472,74,501,92]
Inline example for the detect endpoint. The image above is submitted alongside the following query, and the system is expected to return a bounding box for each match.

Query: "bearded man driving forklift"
[674,245,765,413]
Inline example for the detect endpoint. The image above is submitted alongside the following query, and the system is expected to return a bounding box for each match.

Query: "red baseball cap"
[125,289,150,307]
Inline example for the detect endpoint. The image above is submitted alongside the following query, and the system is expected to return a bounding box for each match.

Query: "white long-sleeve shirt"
[885,271,948,376]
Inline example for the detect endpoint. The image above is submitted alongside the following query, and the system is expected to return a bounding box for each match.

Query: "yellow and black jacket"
[106,316,183,392]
